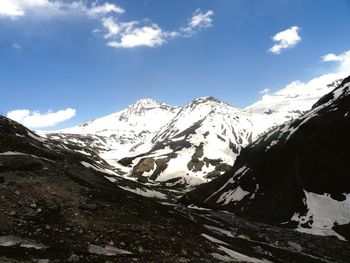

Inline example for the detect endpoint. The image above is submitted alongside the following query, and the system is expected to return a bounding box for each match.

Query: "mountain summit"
[45,78,341,186]
[47,99,180,167]
[180,76,350,240]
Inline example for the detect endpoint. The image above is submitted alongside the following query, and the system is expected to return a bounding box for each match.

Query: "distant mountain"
[46,99,180,170]
[121,97,255,186]
[0,115,232,262]
[45,77,340,186]
[179,76,350,240]
[119,78,340,186]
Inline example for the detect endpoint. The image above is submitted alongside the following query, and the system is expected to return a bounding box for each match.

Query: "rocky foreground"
[1,112,350,262]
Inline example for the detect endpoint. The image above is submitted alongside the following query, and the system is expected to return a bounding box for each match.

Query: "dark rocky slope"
[180,76,350,240]
[0,116,223,262]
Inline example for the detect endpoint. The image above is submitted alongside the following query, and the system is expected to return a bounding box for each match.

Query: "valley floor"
[1,171,349,263]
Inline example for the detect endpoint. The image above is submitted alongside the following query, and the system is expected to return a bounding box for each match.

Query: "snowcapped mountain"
[245,75,344,134]
[4,115,350,263]
[46,99,180,169]
[46,76,341,186]
[122,97,255,186]
[180,76,350,240]
[122,78,341,186]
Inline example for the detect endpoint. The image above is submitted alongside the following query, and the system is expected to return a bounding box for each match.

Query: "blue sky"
[1,0,350,129]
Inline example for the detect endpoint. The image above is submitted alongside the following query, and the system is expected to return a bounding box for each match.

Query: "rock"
[67,253,80,262]
[9,211,16,216]
[80,203,97,211]
[37,259,50,263]
[14,190,20,195]
[137,246,145,253]
[193,251,200,257]
[88,244,132,256]
[287,241,303,252]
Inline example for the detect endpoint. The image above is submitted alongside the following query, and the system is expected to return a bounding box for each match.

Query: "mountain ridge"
[43,77,342,186]
[179,75,350,240]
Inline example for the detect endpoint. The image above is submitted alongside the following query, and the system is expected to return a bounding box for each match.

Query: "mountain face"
[120,97,256,186]
[179,76,350,240]
[46,99,180,170]
[0,115,238,262]
[2,116,350,263]
[119,80,339,186]
[46,77,339,187]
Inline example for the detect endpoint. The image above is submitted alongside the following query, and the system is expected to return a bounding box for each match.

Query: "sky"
[1,0,350,129]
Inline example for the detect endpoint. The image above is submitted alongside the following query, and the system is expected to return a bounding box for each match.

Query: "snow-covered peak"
[120,98,179,118]
[51,98,181,162]
[58,99,179,135]
[122,98,176,116]
[246,74,345,115]
[153,96,244,143]
[134,98,160,105]
[187,96,232,109]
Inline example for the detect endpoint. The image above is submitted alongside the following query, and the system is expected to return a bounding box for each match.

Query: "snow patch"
[118,186,167,200]
[88,244,132,256]
[0,236,48,250]
[291,190,350,240]
[217,245,271,263]
[81,161,118,176]
[201,234,230,246]
[217,186,250,205]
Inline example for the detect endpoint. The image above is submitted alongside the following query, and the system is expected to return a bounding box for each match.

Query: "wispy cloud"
[12,42,22,49]
[268,26,301,54]
[0,0,54,18]
[322,50,350,72]
[100,8,214,48]
[0,0,124,19]
[87,2,124,16]
[101,17,166,48]
[0,1,214,49]
[106,22,165,48]
[180,9,214,37]
[259,88,269,95]
[7,108,76,128]
[253,49,350,109]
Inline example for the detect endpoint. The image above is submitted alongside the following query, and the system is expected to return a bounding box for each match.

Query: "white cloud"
[7,108,76,128]
[0,0,24,18]
[102,17,165,48]
[101,9,214,48]
[87,2,124,16]
[1,1,214,49]
[322,50,350,72]
[259,88,269,94]
[252,49,350,110]
[181,9,214,36]
[107,23,165,48]
[189,9,214,28]
[322,53,343,62]
[102,17,121,37]
[268,26,301,54]
[0,0,124,19]
[0,0,60,19]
